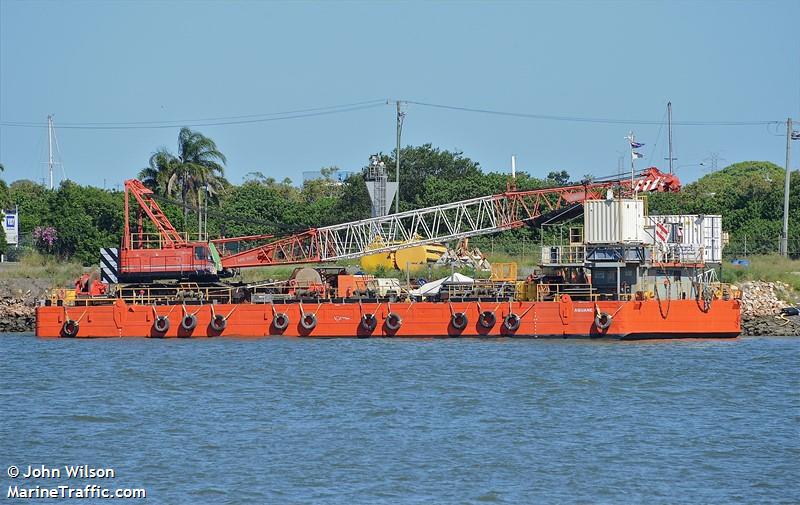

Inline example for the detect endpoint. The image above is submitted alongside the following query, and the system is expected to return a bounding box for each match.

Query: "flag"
[632,151,644,160]
[630,141,645,148]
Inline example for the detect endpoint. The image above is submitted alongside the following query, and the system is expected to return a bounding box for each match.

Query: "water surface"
[1,334,798,504]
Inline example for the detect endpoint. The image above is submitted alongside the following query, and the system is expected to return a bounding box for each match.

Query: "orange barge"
[35,296,741,339]
[35,168,743,340]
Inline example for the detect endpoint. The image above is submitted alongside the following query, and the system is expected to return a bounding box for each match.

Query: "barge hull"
[35,299,741,339]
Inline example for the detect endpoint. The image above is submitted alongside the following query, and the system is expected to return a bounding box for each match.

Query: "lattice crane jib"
[219,168,680,269]
[123,179,185,249]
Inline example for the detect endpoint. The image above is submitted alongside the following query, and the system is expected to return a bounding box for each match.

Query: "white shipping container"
[583,199,645,244]
[646,214,723,263]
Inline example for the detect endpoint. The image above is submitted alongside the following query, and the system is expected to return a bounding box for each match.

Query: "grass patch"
[484,250,540,268]
[0,251,86,287]
[721,255,800,295]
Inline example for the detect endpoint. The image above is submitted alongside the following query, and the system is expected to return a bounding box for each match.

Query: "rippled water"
[1,334,798,504]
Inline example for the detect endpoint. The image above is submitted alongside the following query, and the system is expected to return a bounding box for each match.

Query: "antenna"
[511,155,517,179]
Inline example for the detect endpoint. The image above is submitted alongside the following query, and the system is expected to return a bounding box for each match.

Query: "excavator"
[97,167,680,288]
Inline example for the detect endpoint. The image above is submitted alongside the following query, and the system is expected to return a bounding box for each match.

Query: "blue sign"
[5,215,15,229]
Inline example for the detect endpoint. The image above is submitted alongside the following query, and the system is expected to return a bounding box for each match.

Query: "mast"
[627,131,636,193]
[47,115,54,190]
[667,102,674,174]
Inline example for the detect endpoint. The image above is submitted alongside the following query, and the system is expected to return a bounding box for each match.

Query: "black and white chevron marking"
[100,247,119,284]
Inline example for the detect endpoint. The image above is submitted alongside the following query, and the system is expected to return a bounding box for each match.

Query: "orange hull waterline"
[36,297,741,339]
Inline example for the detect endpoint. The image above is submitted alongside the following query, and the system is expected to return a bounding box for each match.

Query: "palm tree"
[139,150,177,195]
[139,127,227,231]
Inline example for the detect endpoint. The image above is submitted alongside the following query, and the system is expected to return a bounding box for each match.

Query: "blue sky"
[1,0,798,189]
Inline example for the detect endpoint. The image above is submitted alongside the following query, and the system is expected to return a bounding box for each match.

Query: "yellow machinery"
[490,263,517,281]
[360,239,446,271]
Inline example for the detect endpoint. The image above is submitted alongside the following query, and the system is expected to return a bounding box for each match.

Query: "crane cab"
[118,242,218,282]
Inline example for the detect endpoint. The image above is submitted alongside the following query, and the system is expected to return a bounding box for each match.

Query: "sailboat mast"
[47,115,54,190]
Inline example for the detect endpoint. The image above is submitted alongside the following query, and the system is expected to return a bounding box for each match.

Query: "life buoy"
[62,319,79,337]
[385,312,402,332]
[595,312,613,331]
[503,313,521,332]
[451,312,468,331]
[478,311,496,329]
[273,312,289,331]
[210,314,227,332]
[361,313,377,332]
[300,313,317,331]
[181,313,198,332]
[153,315,170,333]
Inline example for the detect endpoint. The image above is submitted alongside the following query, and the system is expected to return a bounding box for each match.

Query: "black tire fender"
[451,312,468,331]
[210,314,227,332]
[478,311,496,329]
[181,313,198,332]
[595,312,613,331]
[385,312,402,332]
[273,312,289,331]
[62,319,79,337]
[503,313,521,332]
[300,313,317,331]
[361,313,377,332]
[153,315,170,333]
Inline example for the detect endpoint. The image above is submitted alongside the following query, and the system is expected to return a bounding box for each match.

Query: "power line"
[404,100,781,126]
[1,98,782,130]
[0,101,388,130]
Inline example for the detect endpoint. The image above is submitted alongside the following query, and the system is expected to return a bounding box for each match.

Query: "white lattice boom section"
[317,195,511,260]
[220,167,680,268]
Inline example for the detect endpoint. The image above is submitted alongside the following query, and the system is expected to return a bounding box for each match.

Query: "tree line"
[0,128,797,264]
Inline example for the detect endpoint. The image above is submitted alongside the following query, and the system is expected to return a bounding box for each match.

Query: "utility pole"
[666,102,676,174]
[780,117,792,257]
[47,115,54,190]
[395,101,405,215]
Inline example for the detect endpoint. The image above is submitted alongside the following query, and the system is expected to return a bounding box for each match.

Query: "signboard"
[3,209,19,245]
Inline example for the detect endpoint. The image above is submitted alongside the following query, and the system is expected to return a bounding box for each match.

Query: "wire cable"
[0,101,388,130]
[404,100,781,126]
[2,98,780,129]
[647,106,668,165]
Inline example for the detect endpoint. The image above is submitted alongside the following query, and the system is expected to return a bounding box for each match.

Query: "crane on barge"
[107,167,680,284]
